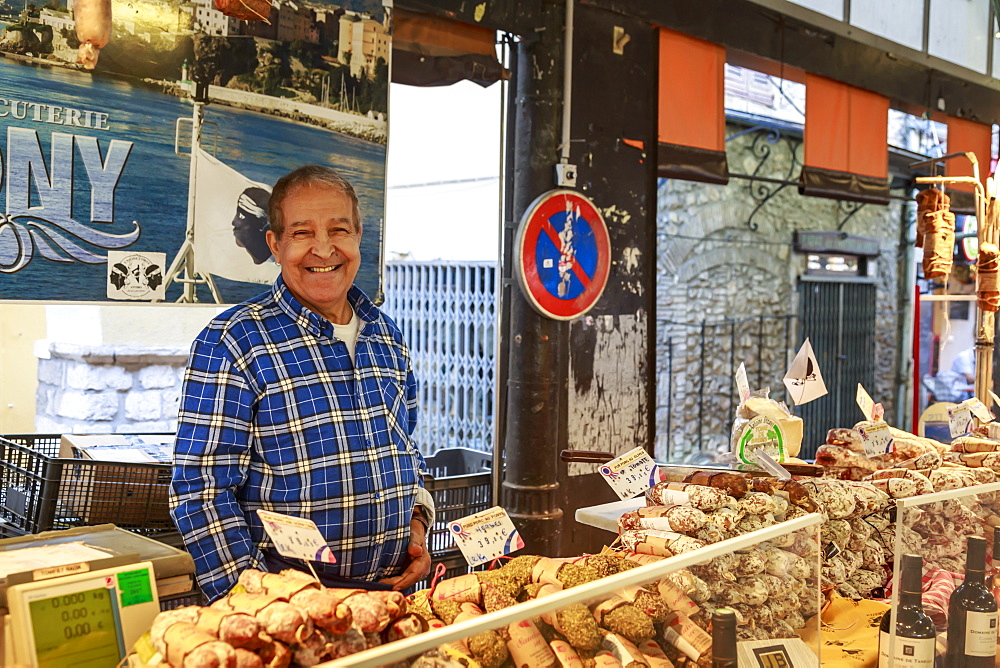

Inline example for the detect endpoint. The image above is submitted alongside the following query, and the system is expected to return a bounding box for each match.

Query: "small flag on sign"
[783,338,828,405]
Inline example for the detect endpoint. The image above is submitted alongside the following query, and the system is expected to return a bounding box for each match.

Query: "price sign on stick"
[967,397,993,423]
[735,363,750,404]
[450,506,524,567]
[856,421,894,457]
[257,510,336,564]
[598,447,663,501]
[989,390,1000,411]
[856,384,884,421]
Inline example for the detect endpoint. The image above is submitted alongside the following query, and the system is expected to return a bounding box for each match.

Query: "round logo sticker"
[109,253,163,298]
[736,415,785,465]
[515,189,611,320]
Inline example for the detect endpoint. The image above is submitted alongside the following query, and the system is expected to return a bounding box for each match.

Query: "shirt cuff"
[414,485,436,529]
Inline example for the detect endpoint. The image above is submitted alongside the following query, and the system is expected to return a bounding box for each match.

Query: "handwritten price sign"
[599,447,663,501]
[856,420,894,457]
[947,397,991,437]
[450,506,524,567]
[257,510,336,564]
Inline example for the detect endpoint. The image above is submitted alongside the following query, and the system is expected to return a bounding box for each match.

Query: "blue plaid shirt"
[169,278,425,601]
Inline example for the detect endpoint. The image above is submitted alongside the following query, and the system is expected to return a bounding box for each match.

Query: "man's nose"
[311,236,340,258]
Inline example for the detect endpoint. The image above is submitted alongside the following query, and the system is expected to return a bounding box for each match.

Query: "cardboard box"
[57,435,174,529]
[59,434,174,463]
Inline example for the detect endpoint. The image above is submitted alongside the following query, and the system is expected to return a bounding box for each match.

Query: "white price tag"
[949,401,977,437]
[450,506,524,567]
[856,421,894,457]
[856,384,883,421]
[257,510,336,564]
[735,363,750,404]
[598,447,663,501]
[968,397,994,423]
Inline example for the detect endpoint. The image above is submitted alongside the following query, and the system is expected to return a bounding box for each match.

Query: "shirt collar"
[272,276,378,337]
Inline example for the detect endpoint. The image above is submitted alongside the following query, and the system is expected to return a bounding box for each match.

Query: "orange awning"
[393,9,503,87]
[944,116,992,214]
[657,28,728,184]
[799,74,890,204]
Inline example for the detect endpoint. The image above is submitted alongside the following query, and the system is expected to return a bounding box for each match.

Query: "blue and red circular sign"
[515,189,611,320]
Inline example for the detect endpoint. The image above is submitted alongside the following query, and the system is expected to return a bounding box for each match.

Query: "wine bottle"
[711,607,737,668]
[878,553,936,667]
[992,526,1000,606]
[946,536,998,667]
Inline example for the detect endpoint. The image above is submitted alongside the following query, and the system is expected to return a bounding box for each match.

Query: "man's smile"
[308,265,341,273]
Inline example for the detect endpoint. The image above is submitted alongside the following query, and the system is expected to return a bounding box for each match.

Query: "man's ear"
[266,230,280,258]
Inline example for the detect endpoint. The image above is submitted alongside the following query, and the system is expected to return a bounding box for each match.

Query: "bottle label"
[964,610,998,657]
[879,631,935,667]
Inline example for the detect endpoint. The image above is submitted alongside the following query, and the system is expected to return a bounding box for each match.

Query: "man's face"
[232,208,258,249]
[232,191,272,264]
[266,184,361,324]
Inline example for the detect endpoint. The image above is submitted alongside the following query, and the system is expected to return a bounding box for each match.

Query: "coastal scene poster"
[0,0,389,304]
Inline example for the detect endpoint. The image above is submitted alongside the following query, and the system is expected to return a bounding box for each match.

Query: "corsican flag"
[192,147,279,285]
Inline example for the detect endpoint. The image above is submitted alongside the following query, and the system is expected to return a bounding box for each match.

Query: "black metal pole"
[699,319,706,451]
[784,315,793,406]
[757,315,764,390]
[500,2,566,556]
[729,318,735,418]
[492,33,517,509]
[666,336,673,456]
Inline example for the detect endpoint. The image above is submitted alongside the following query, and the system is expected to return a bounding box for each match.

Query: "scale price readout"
[7,561,160,668]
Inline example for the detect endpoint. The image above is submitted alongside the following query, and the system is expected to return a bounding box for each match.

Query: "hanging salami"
[74,0,112,69]
[213,0,271,22]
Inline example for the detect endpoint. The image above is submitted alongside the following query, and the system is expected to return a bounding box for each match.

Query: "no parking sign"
[515,189,611,320]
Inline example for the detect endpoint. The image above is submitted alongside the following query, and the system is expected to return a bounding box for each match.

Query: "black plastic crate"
[0,434,175,537]
[159,588,207,611]
[422,448,493,556]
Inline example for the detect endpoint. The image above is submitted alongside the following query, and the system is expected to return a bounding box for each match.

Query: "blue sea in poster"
[0,57,386,304]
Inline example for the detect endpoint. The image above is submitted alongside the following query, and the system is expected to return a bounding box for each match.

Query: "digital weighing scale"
[0,525,196,667]
[4,561,160,668]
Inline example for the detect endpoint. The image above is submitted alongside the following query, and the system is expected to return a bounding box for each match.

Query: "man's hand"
[379,517,431,591]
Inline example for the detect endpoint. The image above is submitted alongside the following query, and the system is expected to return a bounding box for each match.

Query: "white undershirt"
[332,308,360,362]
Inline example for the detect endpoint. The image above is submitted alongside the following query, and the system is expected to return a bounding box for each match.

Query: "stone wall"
[35,343,188,434]
[656,121,906,462]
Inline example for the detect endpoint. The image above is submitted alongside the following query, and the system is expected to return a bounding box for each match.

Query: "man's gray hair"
[268,165,362,236]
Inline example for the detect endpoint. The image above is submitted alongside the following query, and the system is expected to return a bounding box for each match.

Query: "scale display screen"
[28,587,122,668]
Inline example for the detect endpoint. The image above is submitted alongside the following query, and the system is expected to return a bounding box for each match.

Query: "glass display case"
[888,480,1000,664]
[319,512,825,667]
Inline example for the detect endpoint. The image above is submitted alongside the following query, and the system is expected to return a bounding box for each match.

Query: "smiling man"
[170,165,434,601]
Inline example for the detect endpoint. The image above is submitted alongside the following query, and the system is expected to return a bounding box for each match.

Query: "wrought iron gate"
[657,314,798,461]
[796,280,876,457]
[382,261,496,456]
